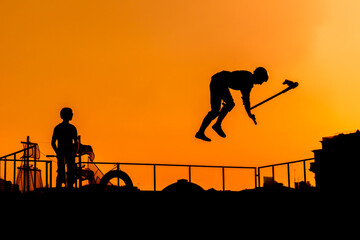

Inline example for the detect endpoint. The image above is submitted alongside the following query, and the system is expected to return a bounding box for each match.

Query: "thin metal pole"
[117,163,120,186]
[13,155,16,185]
[272,165,275,185]
[4,157,6,181]
[222,167,225,191]
[188,166,191,183]
[50,161,52,188]
[78,135,82,188]
[46,162,49,188]
[287,163,290,188]
[26,136,30,192]
[34,145,37,190]
[153,164,156,191]
[303,160,307,183]
[258,168,261,188]
[254,168,257,188]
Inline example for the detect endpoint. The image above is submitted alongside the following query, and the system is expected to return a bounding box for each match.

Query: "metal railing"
[257,158,315,188]
[0,139,52,192]
[87,158,316,191]
[0,155,315,192]
[1,136,315,192]
[78,161,257,191]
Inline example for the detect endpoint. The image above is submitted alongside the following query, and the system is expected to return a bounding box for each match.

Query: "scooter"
[250,80,299,110]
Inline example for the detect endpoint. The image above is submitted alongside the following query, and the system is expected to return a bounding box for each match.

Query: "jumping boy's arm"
[242,93,257,125]
[242,95,251,115]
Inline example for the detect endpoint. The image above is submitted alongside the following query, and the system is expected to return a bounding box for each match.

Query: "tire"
[99,170,133,188]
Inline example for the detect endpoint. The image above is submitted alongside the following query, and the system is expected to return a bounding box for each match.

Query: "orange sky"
[1,0,360,190]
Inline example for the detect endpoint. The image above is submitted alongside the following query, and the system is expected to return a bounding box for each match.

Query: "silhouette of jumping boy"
[51,107,78,188]
[195,67,269,141]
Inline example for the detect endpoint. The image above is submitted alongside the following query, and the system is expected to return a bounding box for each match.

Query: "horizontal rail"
[258,158,314,169]
[80,162,257,191]
[257,158,314,188]
[0,146,37,159]
[82,161,257,169]
[2,145,314,192]
[0,159,51,163]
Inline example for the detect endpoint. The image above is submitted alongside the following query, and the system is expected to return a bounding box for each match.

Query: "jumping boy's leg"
[212,101,234,138]
[195,111,218,141]
[212,89,234,138]
[195,88,222,141]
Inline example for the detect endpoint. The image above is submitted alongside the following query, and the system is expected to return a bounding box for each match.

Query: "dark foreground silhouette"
[51,107,78,188]
[311,130,360,192]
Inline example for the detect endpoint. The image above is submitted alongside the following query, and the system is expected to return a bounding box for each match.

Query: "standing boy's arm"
[51,129,58,154]
[73,128,78,153]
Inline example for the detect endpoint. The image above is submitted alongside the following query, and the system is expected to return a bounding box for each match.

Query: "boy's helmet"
[254,67,268,82]
[60,107,73,120]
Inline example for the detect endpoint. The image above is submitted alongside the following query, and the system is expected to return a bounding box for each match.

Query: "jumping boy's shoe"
[195,132,211,142]
[212,124,226,138]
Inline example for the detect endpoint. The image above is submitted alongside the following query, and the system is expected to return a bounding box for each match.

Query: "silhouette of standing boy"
[51,107,78,188]
[195,67,269,141]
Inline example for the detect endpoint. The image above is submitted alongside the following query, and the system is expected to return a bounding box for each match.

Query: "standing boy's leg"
[66,155,76,188]
[56,155,66,188]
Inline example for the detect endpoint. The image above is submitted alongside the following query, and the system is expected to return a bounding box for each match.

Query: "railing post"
[46,162,49,188]
[258,168,261,188]
[287,163,290,188]
[188,166,191,183]
[117,163,120,186]
[78,135,82,188]
[254,168,258,188]
[50,160,52,188]
[153,164,156,191]
[4,157,6,181]
[303,160,307,183]
[34,144,37,190]
[222,167,225,191]
[26,136,30,192]
[13,155,16,185]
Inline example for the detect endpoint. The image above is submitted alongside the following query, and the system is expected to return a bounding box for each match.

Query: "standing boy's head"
[60,107,73,121]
